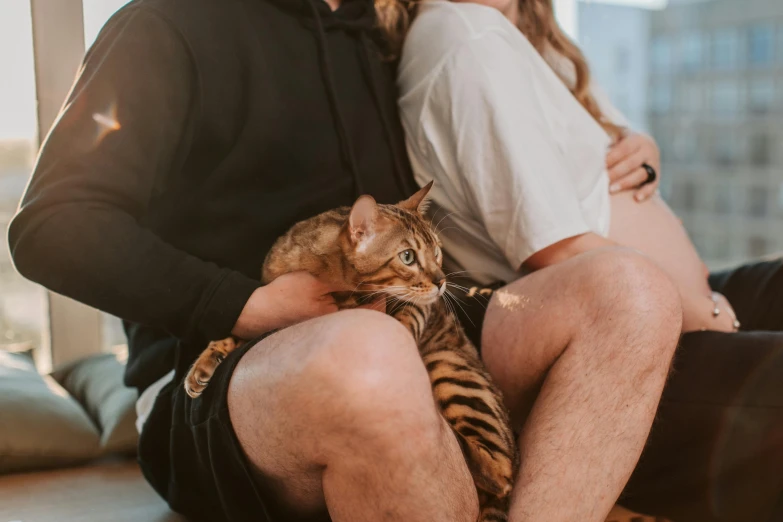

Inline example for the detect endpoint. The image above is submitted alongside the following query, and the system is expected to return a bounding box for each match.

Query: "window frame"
[29,0,104,369]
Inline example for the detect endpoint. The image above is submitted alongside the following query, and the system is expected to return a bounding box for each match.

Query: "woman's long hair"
[376,0,623,140]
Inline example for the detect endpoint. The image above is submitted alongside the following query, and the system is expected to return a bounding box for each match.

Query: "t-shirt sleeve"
[424,30,591,270]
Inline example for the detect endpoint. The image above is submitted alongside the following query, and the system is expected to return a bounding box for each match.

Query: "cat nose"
[435,278,446,294]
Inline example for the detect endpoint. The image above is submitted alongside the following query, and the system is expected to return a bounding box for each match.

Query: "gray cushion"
[52,353,139,455]
[0,351,101,474]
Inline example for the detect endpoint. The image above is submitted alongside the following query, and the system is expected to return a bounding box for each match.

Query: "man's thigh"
[622,330,783,522]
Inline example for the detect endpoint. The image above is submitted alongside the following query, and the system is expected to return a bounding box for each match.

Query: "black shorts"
[138,261,783,522]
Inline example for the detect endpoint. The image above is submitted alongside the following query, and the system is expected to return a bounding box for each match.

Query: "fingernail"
[609,184,621,194]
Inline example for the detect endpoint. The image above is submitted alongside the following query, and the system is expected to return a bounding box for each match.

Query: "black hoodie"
[8,0,416,392]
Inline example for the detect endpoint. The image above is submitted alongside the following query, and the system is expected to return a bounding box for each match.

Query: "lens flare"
[91,103,120,145]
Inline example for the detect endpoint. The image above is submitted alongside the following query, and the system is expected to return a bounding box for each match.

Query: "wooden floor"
[0,459,184,522]
[0,459,658,522]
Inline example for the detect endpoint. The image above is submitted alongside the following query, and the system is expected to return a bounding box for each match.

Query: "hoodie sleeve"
[7,7,260,345]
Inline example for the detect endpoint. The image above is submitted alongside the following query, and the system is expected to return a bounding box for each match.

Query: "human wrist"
[232,286,278,338]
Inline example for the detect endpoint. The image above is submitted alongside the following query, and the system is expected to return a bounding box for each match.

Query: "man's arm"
[7,7,258,345]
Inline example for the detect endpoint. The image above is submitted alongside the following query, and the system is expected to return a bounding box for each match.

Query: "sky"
[0,0,668,142]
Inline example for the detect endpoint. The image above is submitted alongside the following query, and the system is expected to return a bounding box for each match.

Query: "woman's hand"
[232,271,339,338]
[681,291,739,334]
[606,132,661,202]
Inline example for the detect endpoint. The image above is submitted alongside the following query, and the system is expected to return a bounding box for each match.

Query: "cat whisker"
[444,289,478,327]
[432,209,461,235]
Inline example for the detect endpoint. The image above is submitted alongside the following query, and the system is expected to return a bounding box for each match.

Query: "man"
[8,0,681,520]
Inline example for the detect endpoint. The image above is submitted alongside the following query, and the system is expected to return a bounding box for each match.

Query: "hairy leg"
[227,309,479,522]
[481,248,683,522]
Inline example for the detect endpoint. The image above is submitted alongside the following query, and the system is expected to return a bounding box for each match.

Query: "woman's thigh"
[622,329,783,522]
[710,256,783,332]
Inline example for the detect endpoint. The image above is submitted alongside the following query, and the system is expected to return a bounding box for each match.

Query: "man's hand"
[606,133,661,202]
[232,271,339,338]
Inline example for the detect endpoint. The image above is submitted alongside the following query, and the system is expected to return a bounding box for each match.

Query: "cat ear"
[398,181,433,214]
[348,195,378,247]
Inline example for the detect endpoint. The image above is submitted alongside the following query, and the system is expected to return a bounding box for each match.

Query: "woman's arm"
[524,233,617,271]
[8,8,259,345]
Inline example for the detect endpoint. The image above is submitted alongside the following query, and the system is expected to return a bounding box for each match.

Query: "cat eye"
[399,250,416,265]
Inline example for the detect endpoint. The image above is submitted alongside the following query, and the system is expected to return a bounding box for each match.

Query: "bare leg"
[227,309,479,522]
[481,248,682,522]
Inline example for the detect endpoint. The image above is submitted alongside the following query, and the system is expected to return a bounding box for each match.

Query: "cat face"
[343,182,447,306]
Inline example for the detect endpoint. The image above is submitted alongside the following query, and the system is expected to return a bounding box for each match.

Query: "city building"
[646,0,783,268]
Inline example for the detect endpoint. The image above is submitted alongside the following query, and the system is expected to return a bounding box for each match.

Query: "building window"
[749,132,771,167]
[748,78,776,114]
[681,32,704,72]
[748,236,769,257]
[679,82,703,113]
[747,186,769,218]
[672,181,697,212]
[651,36,672,74]
[748,24,775,66]
[714,182,733,214]
[0,2,48,357]
[713,130,741,167]
[650,82,672,114]
[712,81,740,116]
[711,233,732,261]
[712,29,740,70]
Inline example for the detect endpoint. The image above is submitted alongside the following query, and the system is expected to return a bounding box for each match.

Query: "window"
[675,131,698,164]
[650,82,672,114]
[680,32,704,72]
[747,186,769,218]
[714,182,733,214]
[712,81,740,116]
[712,233,732,260]
[679,82,703,113]
[748,78,776,114]
[712,29,740,70]
[651,36,672,74]
[748,236,769,257]
[0,3,48,360]
[82,0,131,48]
[749,132,771,167]
[82,0,133,352]
[671,181,697,212]
[712,129,741,167]
[748,24,775,66]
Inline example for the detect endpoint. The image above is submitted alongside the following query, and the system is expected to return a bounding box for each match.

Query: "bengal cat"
[185,183,519,521]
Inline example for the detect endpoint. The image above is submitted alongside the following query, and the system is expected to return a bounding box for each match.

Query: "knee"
[577,247,682,354]
[302,310,443,440]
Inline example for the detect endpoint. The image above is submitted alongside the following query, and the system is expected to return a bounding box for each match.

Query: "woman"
[387,0,783,520]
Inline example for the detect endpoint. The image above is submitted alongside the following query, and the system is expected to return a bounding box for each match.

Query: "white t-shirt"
[397,0,627,284]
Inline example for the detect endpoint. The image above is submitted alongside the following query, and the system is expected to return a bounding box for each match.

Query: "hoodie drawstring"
[306,0,365,195]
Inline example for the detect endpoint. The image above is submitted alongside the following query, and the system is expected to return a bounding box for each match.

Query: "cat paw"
[184,364,214,398]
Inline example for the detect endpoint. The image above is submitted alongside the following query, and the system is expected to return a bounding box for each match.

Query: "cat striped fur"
[185,182,519,521]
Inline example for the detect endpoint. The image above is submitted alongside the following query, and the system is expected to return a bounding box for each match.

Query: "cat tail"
[477,491,510,522]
